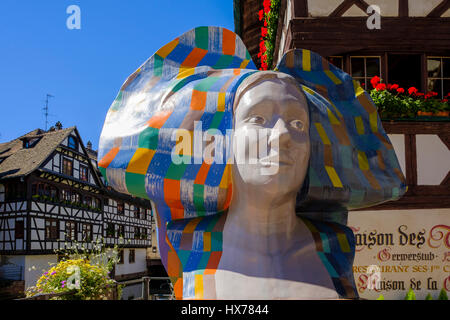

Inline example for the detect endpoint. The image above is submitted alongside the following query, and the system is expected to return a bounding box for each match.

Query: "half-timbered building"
[235,0,450,97]
[0,125,156,297]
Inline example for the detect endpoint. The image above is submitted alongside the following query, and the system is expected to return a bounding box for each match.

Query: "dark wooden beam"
[293,0,308,17]
[399,0,409,17]
[405,134,417,187]
[427,0,450,17]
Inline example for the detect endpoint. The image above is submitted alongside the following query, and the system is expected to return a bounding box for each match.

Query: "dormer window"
[68,136,78,150]
[22,137,41,149]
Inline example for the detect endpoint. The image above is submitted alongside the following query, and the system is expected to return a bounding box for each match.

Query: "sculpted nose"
[268,117,290,148]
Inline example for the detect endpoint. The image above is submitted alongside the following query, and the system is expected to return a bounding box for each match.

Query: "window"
[118,225,125,238]
[133,206,139,219]
[62,189,71,202]
[106,223,115,238]
[65,221,77,241]
[141,228,147,240]
[140,207,146,220]
[328,56,344,70]
[32,183,58,201]
[5,182,25,201]
[83,196,92,207]
[68,136,78,150]
[134,226,140,239]
[15,220,24,239]
[82,223,92,242]
[92,198,101,210]
[45,219,59,240]
[80,165,89,182]
[129,249,135,263]
[71,192,81,204]
[117,250,124,264]
[388,54,421,94]
[427,57,450,99]
[351,56,381,89]
[62,158,73,176]
[117,201,124,214]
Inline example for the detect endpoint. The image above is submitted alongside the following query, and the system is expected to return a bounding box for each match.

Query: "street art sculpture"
[98,27,406,299]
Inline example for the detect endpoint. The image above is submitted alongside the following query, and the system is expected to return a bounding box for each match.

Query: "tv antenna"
[43,94,54,130]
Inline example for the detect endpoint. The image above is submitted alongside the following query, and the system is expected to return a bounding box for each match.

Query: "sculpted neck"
[226,178,299,239]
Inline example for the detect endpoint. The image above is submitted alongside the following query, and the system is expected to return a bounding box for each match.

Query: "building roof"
[0,127,75,179]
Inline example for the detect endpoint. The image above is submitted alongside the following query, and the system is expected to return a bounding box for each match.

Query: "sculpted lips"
[259,152,294,167]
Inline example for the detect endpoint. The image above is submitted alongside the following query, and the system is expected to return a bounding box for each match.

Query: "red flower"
[390,84,399,90]
[261,27,268,38]
[408,87,418,95]
[258,9,264,21]
[263,0,271,13]
[416,92,424,97]
[370,76,381,89]
[261,61,268,70]
[264,19,268,27]
[376,83,386,91]
[396,88,405,94]
[442,99,448,103]
[387,84,392,90]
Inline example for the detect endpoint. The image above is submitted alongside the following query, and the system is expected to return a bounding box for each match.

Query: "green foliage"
[438,288,449,300]
[25,238,123,300]
[425,293,433,300]
[264,0,281,69]
[404,288,416,300]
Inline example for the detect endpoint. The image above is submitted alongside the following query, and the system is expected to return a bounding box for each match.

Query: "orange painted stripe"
[146,110,173,128]
[222,28,236,56]
[194,163,211,185]
[164,179,184,217]
[98,147,120,168]
[204,251,222,275]
[190,90,207,110]
[181,47,208,68]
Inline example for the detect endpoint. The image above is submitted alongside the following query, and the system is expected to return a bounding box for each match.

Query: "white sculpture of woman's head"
[231,71,310,202]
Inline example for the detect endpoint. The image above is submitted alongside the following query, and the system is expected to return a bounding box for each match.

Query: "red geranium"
[263,0,271,13]
[258,9,264,21]
[390,84,399,90]
[370,76,381,89]
[396,88,405,94]
[261,27,268,38]
[408,87,418,95]
[376,83,386,91]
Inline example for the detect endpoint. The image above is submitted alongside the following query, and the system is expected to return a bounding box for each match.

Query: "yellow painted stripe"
[314,123,331,145]
[369,112,378,132]
[354,116,365,135]
[325,166,344,188]
[217,92,226,112]
[302,218,319,233]
[177,67,195,79]
[126,148,156,175]
[184,218,201,233]
[327,108,340,125]
[337,233,351,252]
[194,274,204,299]
[302,85,315,96]
[353,80,365,97]
[156,38,179,58]
[358,151,369,171]
[239,59,250,69]
[325,70,342,84]
[203,232,211,251]
[302,49,311,71]
[219,164,231,188]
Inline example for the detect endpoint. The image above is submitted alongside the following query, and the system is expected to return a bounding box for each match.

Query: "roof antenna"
[43,94,54,131]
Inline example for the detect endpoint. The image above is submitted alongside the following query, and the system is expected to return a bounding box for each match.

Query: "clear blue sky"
[0,0,235,149]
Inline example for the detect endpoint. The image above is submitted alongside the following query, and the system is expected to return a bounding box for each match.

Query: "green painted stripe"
[195,27,209,50]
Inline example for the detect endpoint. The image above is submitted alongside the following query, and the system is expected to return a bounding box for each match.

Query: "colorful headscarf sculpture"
[98,26,406,299]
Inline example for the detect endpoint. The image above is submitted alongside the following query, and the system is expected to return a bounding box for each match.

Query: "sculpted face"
[233,75,310,197]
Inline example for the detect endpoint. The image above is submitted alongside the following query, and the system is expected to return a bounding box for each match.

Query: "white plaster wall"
[387,134,406,177]
[366,0,398,16]
[342,4,368,16]
[24,255,58,289]
[308,0,344,16]
[409,0,442,16]
[443,8,450,17]
[114,248,147,276]
[416,135,450,185]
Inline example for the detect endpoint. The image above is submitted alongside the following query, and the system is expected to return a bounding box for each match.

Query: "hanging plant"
[257,0,281,70]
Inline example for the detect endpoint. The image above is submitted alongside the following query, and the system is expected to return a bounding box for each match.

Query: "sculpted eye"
[290,119,304,131]
[247,115,266,125]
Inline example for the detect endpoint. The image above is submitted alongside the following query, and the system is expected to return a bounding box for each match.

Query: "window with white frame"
[350,56,381,89]
[427,57,450,99]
